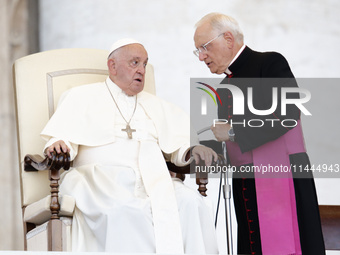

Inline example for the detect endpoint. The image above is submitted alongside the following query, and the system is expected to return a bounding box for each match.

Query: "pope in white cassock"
[41,38,219,254]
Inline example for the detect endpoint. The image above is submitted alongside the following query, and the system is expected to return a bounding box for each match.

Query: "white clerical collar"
[106,77,127,98]
[225,44,246,75]
[106,77,136,107]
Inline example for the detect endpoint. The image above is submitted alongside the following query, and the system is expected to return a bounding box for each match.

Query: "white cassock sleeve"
[163,146,190,167]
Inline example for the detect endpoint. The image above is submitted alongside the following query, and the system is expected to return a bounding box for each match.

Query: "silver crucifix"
[122,124,136,139]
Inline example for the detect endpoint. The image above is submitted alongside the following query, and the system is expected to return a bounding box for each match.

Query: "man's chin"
[207,65,220,74]
[208,67,219,74]
[132,84,144,95]
[124,84,144,96]
[211,68,225,75]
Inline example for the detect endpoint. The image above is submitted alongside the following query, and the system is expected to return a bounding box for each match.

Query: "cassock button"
[247,209,251,212]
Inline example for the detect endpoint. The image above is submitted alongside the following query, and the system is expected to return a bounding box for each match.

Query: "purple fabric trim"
[227,122,305,255]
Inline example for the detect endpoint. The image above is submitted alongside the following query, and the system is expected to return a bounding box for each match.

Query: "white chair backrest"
[13,48,156,207]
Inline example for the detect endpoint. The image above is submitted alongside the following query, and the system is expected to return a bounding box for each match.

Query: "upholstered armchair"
[13,48,219,251]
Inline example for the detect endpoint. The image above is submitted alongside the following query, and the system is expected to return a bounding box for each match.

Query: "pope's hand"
[191,146,218,166]
[45,140,70,158]
[211,122,231,142]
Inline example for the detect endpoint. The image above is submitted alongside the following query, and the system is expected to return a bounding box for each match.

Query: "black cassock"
[203,46,325,255]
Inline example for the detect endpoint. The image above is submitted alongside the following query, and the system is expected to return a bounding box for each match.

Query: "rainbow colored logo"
[196,82,222,106]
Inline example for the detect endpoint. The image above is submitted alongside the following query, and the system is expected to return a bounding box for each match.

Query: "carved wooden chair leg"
[24,152,71,251]
[48,168,62,251]
[196,172,208,197]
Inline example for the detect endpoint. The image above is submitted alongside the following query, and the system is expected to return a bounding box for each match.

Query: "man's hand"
[45,140,70,158]
[191,146,218,166]
[211,122,231,142]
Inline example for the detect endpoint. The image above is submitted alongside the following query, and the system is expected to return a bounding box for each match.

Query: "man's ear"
[107,58,117,75]
[223,31,234,49]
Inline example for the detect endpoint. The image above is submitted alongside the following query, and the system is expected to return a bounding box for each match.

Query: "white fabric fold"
[138,140,184,254]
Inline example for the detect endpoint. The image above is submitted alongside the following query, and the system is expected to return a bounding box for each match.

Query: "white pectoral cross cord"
[122,124,136,139]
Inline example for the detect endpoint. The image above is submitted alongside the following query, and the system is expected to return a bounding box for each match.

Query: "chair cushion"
[26,217,72,251]
[24,195,75,225]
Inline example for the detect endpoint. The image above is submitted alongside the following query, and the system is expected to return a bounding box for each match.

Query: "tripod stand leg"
[223,172,234,254]
[221,141,234,254]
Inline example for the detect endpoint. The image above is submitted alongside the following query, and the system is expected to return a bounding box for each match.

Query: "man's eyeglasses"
[193,33,224,57]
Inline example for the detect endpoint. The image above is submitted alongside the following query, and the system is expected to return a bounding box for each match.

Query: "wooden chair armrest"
[24,152,71,171]
[166,162,191,175]
[23,152,71,220]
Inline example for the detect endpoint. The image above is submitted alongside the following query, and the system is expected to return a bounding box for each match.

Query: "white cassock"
[41,78,219,254]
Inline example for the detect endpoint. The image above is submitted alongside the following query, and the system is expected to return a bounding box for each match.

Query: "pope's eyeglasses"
[193,33,224,57]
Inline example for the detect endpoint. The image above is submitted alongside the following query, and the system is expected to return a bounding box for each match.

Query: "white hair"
[195,12,244,43]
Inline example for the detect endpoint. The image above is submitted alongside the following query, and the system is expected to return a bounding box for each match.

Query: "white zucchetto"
[108,38,143,57]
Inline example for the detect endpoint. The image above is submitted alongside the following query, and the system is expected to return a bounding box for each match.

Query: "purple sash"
[227,122,305,255]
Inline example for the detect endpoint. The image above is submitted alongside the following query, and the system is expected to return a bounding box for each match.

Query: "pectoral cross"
[122,124,136,139]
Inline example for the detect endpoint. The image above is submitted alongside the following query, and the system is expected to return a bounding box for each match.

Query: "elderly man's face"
[194,23,234,74]
[109,44,148,96]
